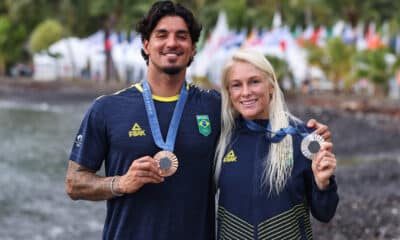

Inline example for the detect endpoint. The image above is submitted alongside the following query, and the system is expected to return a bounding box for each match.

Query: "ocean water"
[0,101,105,240]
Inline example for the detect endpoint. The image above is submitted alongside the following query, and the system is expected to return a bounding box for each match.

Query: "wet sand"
[1,79,399,239]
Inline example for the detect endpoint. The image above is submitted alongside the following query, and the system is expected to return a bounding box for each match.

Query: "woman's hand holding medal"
[307,119,332,143]
[118,156,164,194]
[311,142,337,190]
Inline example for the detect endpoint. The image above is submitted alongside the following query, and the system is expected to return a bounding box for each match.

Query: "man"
[65,1,331,239]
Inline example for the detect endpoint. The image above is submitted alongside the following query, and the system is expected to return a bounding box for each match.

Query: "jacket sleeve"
[306,173,339,222]
[292,120,339,222]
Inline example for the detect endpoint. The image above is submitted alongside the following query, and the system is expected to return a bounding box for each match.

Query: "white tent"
[33,31,149,82]
[33,54,58,81]
[33,37,90,81]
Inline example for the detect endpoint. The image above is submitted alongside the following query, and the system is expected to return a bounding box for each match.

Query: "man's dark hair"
[136,0,202,66]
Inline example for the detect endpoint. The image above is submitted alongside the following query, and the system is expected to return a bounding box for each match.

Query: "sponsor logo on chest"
[128,123,146,137]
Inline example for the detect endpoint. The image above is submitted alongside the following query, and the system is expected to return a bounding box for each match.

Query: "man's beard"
[162,66,182,75]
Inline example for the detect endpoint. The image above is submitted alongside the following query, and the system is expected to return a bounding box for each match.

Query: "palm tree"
[305,37,356,92]
[351,47,400,97]
[265,54,294,92]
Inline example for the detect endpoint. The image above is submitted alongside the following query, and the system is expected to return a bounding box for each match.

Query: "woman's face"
[227,61,274,120]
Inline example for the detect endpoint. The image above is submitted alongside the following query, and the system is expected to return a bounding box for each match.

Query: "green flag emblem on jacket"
[196,115,211,136]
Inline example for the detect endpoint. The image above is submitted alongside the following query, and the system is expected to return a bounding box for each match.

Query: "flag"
[272,11,282,29]
[202,11,230,56]
[242,28,263,48]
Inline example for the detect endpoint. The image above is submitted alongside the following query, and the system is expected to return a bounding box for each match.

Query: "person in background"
[65,1,333,239]
[214,49,339,240]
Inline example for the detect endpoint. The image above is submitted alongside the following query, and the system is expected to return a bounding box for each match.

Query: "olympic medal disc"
[301,133,324,160]
[154,151,178,177]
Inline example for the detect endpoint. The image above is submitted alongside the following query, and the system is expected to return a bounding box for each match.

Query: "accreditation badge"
[154,150,179,177]
[196,115,211,136]
[301,133,324,160]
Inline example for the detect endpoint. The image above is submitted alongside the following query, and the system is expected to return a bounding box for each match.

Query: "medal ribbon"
[244,119,308,143]
[142,80,188,152]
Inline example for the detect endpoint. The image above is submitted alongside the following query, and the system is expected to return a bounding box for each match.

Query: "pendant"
[153,150,179,177]
[301,133,324,160]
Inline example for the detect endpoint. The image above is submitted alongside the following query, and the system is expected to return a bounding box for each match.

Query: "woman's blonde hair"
[214,48,299,194]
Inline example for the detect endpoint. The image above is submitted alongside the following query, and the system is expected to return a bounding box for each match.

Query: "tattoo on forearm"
[66,161,114,201]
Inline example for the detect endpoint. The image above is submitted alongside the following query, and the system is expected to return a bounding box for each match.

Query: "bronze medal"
[154,150,179,177]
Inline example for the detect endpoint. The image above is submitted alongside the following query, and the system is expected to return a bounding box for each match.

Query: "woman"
[214,49,339,240]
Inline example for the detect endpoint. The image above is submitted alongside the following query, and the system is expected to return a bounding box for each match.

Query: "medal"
[142,80,188,177]
[244,119,324,160]
[154,150,179,177]
[301,133,324,160]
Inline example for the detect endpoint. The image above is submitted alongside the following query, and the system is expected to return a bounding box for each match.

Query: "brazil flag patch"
[196,115,211,136]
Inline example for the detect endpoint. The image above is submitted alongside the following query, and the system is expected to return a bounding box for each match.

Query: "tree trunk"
[104,29,112,82]
[0,57,5,76]
[104,12,121,83]
[374,84,387,98]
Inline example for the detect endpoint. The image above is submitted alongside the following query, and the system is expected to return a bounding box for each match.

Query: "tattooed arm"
[65,157,164,201]
[65,160,116,201]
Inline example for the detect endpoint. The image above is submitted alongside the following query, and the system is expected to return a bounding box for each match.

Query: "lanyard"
[142,80,188,152]
[244,119,308,143]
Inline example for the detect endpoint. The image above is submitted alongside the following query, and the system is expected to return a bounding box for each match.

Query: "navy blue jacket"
[70,83,221,240]
[217,118,339,240]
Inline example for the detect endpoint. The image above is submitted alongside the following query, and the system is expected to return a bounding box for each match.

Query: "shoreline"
[0,78,129,104]
[1,77,400,108]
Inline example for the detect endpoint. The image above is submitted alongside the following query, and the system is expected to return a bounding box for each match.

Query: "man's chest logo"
[129,123,146,137]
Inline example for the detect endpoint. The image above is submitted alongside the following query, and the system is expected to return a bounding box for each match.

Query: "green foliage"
[118,2,154,30]
[218,0,246,29]
[29,19,64,53]
[325,37,356,72]
[305,38,355,91]
[242,7,271,31]
[59,0,91,37]
[304,41,325,65]
[351,48,400,95]
[0,15,27,63]
[1,0,400,80]
[265,54,295,91]
[197,4,219,30]
[324,0,400,26]
[0,16,11,48]
[5,0,55,31]
[265,55,292,82]
[0,1,6,13]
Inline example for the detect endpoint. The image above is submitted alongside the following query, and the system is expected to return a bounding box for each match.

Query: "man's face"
[143,16,195,75]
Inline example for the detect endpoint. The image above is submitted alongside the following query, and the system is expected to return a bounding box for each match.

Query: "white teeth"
[165,53,179,56]
[241,100,256,105]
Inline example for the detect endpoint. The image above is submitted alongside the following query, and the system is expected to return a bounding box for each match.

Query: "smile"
[240,99,257,106]
[162,52,182,57]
